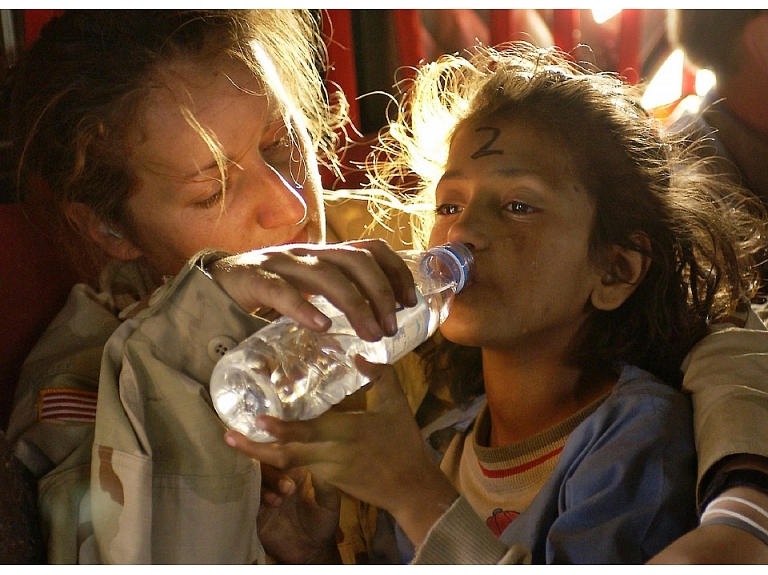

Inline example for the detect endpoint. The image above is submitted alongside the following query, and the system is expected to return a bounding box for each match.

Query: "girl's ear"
[63,202,143,261]
[590,233,651,311]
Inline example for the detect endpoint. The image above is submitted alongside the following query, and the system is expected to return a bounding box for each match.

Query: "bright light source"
[592,7,622,25]
[695,68,716,96]
[641,49,684,110]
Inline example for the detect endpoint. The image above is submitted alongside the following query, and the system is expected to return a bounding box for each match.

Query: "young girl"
[228,43,768,563]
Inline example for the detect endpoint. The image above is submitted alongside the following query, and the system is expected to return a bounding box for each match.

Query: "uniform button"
[207,336,238,362]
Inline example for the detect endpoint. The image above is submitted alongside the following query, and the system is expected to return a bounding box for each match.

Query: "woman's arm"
[207,239,417,342]
[647,484,768,564]
[664,305,768,563]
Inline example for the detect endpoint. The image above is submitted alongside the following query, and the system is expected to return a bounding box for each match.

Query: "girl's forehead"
[446,115,586,189]
[451,115,569,161]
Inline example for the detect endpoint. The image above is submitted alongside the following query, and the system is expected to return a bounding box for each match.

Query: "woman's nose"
[253,163,308,228]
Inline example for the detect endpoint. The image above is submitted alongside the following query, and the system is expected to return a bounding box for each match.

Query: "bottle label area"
[382,290,430,363]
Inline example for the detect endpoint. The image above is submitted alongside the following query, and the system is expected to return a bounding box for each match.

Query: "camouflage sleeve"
[91,251,269,564]
[682,303,768,504]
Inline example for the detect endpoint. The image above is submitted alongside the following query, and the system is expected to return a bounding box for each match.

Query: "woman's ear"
[63,202,143,261]
[590,233,651,311]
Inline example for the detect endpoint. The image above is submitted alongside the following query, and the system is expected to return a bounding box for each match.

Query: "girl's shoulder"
[559,363,694,477]
[612,363,686,399]
[590,363,692,432]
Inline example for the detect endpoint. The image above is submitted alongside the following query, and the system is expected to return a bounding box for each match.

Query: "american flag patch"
[38,388,98,423]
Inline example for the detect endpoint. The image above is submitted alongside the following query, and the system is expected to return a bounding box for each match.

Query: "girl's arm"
[226,358,532,564]
[224,358,461,551]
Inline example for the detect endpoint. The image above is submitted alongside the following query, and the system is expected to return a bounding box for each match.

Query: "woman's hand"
[647,522,768,564]
[225,357,459,549]
[648,485,768,564]
[208,239,418,342]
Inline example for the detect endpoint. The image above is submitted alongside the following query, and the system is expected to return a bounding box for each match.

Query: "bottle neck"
[422,242,473,294]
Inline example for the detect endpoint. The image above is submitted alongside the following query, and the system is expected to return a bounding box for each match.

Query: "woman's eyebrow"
[182,136,256,180]
[184,160,221,179]
[181,111,284,180]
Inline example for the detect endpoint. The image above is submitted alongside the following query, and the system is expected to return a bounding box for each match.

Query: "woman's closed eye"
[195,188,224,209]
[193,174,227,209]
[261,129,293,167]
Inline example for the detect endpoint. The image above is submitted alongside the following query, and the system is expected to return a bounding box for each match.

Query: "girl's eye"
[435,203,463,216]
[506,201,536,215]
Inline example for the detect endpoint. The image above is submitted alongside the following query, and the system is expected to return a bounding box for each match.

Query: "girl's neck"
[481,348,615,448]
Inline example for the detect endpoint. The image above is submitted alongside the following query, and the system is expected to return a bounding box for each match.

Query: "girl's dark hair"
[9,9,346,277]
[370,43,767,394]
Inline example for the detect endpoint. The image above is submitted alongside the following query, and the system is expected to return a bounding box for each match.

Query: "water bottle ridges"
[210,242,473,441]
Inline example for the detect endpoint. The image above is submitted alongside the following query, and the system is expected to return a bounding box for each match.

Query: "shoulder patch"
[38,388,98,423]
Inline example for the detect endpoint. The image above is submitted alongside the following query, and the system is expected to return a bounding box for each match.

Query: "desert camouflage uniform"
[5,199,413,564]
[7,199,768,563]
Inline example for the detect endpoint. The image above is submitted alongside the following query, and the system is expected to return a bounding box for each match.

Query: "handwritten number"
[471,126,503,159]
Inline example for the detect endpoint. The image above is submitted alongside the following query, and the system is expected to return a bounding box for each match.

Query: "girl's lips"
[463,265,478,288]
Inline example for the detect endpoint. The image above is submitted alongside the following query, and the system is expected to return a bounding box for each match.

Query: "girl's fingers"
[224,409,366,469]
[259,462,296,508]
[353,356,411,412]
[224,425,316,469]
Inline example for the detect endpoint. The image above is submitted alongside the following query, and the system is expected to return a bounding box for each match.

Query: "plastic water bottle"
[210,242,473,442]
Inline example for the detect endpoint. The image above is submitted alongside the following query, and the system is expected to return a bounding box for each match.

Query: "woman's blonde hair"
[10,9,348,275]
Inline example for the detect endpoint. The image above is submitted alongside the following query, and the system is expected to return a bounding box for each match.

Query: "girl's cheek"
[429,223,449,243]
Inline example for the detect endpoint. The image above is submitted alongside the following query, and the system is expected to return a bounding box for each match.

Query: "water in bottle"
[210,242,473,442]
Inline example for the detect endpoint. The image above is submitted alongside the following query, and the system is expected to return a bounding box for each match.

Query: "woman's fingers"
[262,245,399,340]
[322,239,419,321]
[209,239,417,341]
[209,259,332,331]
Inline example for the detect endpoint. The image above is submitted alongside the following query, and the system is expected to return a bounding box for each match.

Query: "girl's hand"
[224,357,459,549]
[208,239,418,342]
[257,465,342,564]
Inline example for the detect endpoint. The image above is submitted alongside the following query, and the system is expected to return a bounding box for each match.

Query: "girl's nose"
[447,206,488,250]
[254,163,308,228]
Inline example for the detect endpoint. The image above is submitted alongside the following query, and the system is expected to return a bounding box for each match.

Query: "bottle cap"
[422,242,474,292]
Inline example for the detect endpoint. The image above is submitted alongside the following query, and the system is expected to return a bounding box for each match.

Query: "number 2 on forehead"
[471,126,504,159]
